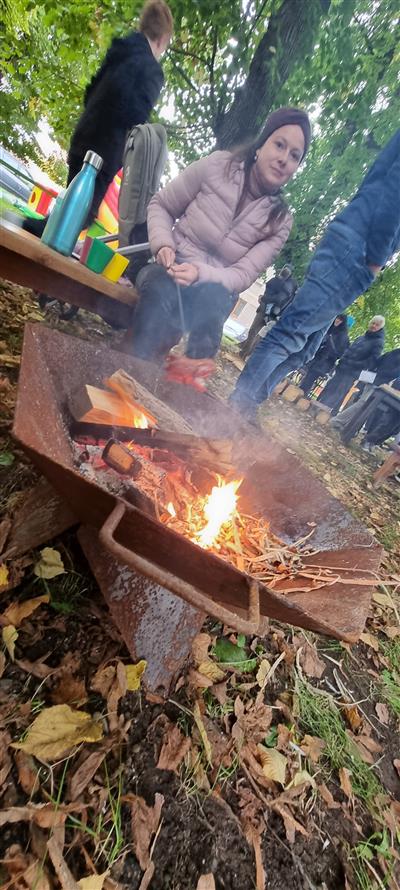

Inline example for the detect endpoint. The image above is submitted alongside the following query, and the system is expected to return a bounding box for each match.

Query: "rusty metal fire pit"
[13,323,382,644]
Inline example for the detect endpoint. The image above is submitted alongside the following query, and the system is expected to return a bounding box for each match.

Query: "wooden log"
[373,448,400,486]
[282,383,304,403]
[104,369,138,405]
[69,384,157,428]
[297,397,311,412]
[315,408,331,425]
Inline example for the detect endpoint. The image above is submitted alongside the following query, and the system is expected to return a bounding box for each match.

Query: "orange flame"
[167,501,176,518]
[197,479,242,548]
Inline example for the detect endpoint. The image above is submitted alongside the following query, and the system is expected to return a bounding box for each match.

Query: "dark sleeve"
[367,152,400,266]
[264,277,281,299]
[116,58,164,129]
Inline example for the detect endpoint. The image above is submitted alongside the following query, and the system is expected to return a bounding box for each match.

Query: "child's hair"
[139,0,173,41]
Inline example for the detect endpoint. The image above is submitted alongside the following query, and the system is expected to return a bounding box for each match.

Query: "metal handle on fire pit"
[99,500,261,635]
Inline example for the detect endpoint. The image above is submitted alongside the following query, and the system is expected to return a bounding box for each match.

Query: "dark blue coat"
[336,129,400,267]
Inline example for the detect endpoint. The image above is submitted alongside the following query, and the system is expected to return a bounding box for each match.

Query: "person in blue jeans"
[230,127,400,423]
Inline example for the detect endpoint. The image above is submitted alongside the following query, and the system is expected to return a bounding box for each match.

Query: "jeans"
[317,369,357,414]
[130,263,234,361]
[232,221,375,406]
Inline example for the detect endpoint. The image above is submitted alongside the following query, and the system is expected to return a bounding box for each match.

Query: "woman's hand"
[156,246,176,269]
[168,262,199,286]
[367,263,382,277]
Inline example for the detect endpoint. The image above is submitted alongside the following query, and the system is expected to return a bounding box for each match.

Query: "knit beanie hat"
[256,107,312,160]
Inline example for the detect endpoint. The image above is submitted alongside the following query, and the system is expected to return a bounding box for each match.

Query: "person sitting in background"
[240,265,297,359]
[230,128,400,423]
[300,314,350,397]
[24,0,173,237]
[317,316,385,414]
[128,107,311,370]
[330,346,400,437]
[361,376,400,452]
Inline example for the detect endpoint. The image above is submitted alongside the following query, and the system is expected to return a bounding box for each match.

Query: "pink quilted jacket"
[147,150,293,294]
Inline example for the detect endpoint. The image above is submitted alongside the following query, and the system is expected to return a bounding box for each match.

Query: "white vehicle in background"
[0,146,33,202]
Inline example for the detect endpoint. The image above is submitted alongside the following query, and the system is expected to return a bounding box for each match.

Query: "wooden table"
[339,383,400,445]
[0,221,138,327]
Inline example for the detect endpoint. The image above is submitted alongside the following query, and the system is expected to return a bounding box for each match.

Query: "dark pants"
[231,221,374,409]
[130,264,234,361]
[240,311,264,359]
[317,370,356,414]
[364,406,400,445]
[300,361,331,397]
[67,151,117,227]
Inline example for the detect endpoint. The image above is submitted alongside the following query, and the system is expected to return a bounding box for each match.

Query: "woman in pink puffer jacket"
[130,106,311,372]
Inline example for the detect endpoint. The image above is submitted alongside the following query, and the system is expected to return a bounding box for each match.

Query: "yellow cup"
[101,252,130,282]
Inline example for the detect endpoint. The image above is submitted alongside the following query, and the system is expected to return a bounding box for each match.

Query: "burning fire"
[130,407,149,429]
[196,478,242,549]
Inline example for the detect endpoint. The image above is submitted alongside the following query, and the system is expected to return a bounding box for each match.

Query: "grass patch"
[379,639,400,718]
[296,679,381,806]
[379,522,400,552]
[350,830,397,890]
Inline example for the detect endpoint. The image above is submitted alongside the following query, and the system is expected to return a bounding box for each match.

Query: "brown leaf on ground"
[138,862,155,890]
[359,632,379,652]
[375,702,390,725]
[77,872,109,890]
[0,517,11,554]
[51,675,88,707]
[2,846,52,890]
[191,633,212,667]
[47,834,79,890]
[188,668,215,689]
[3,624,18,660]
[276,723,291,751]
[130,793,164,871]
[11,704,103,761]
[14,750,40,795]
[299,644,325,679]
[2,594,50,627]
[238,786,265,890]
[0,802,85,829]
[342,705,363,734]
[232,698,272,747]
[15,656,54,679]
[347,731,382,764]
[196,875,216,890]
[67,743,112,801]
[272,802,308,844]
[210,680,229,706]
[241,742,275,791]
[193,701,212,766]
[318,783,340,809]
[0,730,12,786]
[339,767,353,798]
[0,651,5,678]
[300,734,326,763]
[257,745,287,786]
[393,760,400,778]
[156,721,191,772]
[197,660,225,683]
[91,664,116,698]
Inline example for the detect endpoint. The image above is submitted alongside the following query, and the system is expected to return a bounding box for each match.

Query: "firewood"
[69,384,156,428]
[297,397,311,412]
[102,439,137,475]
[282,383,304,403]
[104,369,137,405]
[315,409,331,425]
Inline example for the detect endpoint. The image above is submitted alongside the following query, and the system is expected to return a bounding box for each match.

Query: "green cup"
[85,239,115,273]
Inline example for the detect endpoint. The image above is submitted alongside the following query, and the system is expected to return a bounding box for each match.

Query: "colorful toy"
[28,183,59,216]
[97,168,122,234]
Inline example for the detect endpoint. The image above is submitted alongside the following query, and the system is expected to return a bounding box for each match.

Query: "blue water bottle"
[41,150,103,256]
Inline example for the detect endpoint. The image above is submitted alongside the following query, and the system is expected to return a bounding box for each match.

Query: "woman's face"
[256,125,305,190]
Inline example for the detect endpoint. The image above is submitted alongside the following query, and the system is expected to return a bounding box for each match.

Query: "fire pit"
[13,323,382,642]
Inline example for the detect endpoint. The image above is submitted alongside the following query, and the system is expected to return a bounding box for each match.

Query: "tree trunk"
[214,0,330,149]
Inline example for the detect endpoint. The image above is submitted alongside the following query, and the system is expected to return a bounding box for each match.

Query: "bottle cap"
[83,151,103,171]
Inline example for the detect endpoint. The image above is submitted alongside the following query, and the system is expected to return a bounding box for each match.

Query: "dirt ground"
[0,279,399,890]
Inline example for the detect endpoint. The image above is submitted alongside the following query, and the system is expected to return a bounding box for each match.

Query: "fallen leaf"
[11,704,103,760]
[78,873,109,890]
[34,547,65,580]
[0,563,9,588]
[291,769,316,789]
[359,632,379,652]
[256,659,272,687]
[342,704,363,734]
[375,702,390,725]
[232,698,272,747]
[273,802,308,844]
[2,594,50,627]
[0,731,12,785]
[157,721,191,772]
[372,591,393,608]
[0,651,5,678]
[257,745,287,785]
[3,624,18,660]
[300,735,326,764]
[67,745,110,801]
[15,656,54,679]
[393,760,400,778]
[138,863,155,890]
[14,750,40,795]
[51,676,88,707]
[107,661,126,732]
[47,835,79,890]
[213,638,257,672]
[191,633,212,666]
[197,660,225,683]
[0,802,83,829]
[299,644,325,679]
[125,660,147,691]
[339,767,353,798]
[318,783,340,809]
[91,665,116,697]
[196,876,216,890]
[131,793,164,870]
[211,680,229,706]
[193,701,212,766]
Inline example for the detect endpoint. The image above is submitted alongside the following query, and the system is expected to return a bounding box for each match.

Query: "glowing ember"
[197,479,242,549]
[167,501,176,518]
